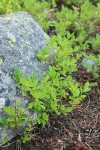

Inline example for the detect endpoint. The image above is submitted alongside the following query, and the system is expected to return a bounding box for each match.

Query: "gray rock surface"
[82,57,95,73]
[0,12,52,145]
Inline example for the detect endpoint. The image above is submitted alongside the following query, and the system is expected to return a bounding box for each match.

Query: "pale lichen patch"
[10,37,16,43]
[0,58,3,64]
[5,17,11,21]
[8,41,14,48]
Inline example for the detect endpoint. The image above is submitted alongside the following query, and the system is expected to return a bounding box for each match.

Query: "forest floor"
[1,77,100,150]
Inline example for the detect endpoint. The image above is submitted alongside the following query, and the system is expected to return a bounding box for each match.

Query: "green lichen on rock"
[0,12,51,77]
[0,58,3,64]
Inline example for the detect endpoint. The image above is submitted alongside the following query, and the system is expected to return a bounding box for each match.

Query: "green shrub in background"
[91,34,100,50]
[0,0,100,143]
[0,0,100,31]
[0,0,51,30]
[45,0,100,9]
[0,0,20,14]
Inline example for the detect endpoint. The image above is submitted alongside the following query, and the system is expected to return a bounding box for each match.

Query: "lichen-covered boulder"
[0,12,52,145]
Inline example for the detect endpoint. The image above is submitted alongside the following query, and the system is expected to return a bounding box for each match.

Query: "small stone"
[83,58,94,66]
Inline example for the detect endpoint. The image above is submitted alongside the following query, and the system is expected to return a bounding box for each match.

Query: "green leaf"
[16,100,21,107]
[18,108,25,114]
[3,106,15,116]
[21,135,30,143]
[2,135,9,143]
[20,77,28,86]
[28,102,34,109]
[42,112,48,121]
[83,82,90,92]
[13,68,22,82]
[65,107,73,113]
[0,118,9,125]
